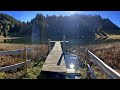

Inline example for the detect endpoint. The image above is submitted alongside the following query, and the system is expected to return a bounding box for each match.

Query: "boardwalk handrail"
[0,59,31,72]
[0,48,31,56]
[87,50,120,79]
[50,41,69,42]
[0,47,31,73]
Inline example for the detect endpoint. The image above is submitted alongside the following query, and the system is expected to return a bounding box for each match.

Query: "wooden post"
[48,39,51,52]
[85,48,93,67]
[24,46,27,74]
[63,35,65,58]
[87,64,97,79]
[85,48,89,63]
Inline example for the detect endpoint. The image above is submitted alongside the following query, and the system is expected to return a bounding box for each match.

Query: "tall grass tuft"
[0,43,48,79]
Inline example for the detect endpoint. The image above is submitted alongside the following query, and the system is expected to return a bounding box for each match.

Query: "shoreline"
[95,34,120,40]
[0,36,23,40]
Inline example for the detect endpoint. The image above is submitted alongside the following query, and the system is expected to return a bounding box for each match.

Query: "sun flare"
[70,63,74,69]
[66,11,80,15]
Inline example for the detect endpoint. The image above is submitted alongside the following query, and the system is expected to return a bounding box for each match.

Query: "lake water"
[1,36,120,46]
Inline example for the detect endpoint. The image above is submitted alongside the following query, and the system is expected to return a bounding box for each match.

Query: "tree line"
[0,13,120,38]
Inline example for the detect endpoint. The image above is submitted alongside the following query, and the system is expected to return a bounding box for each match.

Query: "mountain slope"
[44,14,120,37]
[0,13,120,37]
[0,13,21,37]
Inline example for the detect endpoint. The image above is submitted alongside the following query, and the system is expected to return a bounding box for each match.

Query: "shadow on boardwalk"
[37,71,66,79]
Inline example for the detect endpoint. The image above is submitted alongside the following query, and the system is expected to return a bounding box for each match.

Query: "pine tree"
[3,30,7,37]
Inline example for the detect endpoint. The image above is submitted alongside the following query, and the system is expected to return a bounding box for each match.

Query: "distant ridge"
[0,13,120,37]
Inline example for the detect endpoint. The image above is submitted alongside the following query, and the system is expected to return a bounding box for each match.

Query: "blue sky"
[0,11,120,27]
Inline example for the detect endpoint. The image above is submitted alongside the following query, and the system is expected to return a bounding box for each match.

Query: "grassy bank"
[107,34,120,39]
[95,33,120,40]
[69,41,120,78]
[0,36,22,40]
[88,42,120,72]
[88,42,120,77]
[0,43,48,79]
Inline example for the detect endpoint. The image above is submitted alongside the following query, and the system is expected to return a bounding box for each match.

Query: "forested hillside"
[0,13,21,37]
[0,13,120,38]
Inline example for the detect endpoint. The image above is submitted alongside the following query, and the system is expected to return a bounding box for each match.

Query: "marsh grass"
[106,34,120,40]
[22,61,44,79]
[92,65,107,79]
[70,42,120,79]
[88,42,120,71]
[0,70,25,79]
[0,56,24,67]
[0,43,48,65]
[0,43,48,79]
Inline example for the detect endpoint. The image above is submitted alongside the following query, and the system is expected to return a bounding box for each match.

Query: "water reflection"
[70,63,74,69]
[64,53,80,79]
[65,54,79,69]
[1,35,120,45]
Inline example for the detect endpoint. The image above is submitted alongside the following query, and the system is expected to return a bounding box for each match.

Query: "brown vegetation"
[0,43,48,79]
[69,42,120,78]
[88,42,120,71]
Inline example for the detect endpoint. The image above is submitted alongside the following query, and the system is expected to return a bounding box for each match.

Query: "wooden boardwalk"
[41,39,120,79]
[41,41,66,73]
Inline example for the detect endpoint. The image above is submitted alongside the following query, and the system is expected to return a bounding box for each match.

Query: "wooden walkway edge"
[41,42,66,73]
[87,50,120,79]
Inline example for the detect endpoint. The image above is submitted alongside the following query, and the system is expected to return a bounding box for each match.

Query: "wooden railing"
[86,64,97,79]
[0,61,31,72]
[87,50,120,79]
[0,46,31,74]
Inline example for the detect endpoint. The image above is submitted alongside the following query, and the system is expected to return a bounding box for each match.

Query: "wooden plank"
[67,69,75,73]
[0,60,31,72]
[42,64,66,73]
[0,48,31,56]
[63,35,65,53]
[50,41,69,43]
[66,69,81,74]
[88,50,120,79]
[42,69,66,73]
[42,42,66,73]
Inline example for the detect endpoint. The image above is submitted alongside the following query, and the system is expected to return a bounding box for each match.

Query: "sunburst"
[66,11,80,15]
